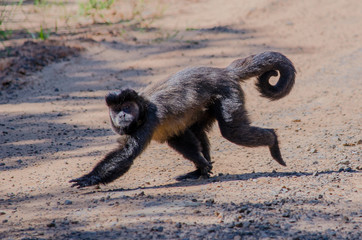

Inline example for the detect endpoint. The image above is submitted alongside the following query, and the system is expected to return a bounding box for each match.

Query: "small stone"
[326,229,337,236]
[243,221,251,228]
[258,224,270,230]
[238,206,249,213]
[234,222,243,228]
[233,235,242,240]
[175,222,182,228]
[284,223,292,230]
[205,199,214,205]
[47,220,56,228]
[337,160,350,165]
[64,200,73,205]
[18,68,26,75]
[151,226,163,232]
[282,211,291,218]
[227,222,235,228]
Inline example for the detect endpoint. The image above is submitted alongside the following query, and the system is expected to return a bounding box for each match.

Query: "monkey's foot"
[70,174,102,188]
[175,169,211,181]
[269,132,287,166]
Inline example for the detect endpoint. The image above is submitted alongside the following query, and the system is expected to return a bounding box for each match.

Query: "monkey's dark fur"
[70,51,296,188]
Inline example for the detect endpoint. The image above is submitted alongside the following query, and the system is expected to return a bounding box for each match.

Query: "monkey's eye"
[122,105,131,113]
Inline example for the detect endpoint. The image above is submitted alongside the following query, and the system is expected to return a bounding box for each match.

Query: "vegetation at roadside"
[78,0,115,23]
[28,25,52,41]
[0,0,168,45]
[1,0,24,42]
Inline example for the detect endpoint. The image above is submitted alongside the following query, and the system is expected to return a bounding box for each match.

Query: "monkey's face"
[109,101,140,135]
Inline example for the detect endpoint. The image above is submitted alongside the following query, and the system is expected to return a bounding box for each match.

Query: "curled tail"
[226,51,296,100]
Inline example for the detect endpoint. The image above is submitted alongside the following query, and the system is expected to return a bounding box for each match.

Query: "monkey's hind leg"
[190,125,211,163]
[221,125,286,166]
[215,99,286,166]
[168,129,213,181]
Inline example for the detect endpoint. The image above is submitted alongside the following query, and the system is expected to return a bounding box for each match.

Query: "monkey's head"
[105,89,147,135]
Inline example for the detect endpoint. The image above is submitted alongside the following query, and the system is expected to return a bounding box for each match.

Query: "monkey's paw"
[70,174,102,188]
[175,169,212,181]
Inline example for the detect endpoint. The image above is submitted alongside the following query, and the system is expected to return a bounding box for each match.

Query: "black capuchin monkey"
[70,51,296,188]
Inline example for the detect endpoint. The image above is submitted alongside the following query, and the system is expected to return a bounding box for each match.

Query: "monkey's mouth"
[114,120,132,128]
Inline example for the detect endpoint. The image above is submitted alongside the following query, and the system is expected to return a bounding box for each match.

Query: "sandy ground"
[0,0,361,239]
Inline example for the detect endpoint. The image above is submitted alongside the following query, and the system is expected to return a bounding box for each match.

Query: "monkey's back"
[142,66,238,142]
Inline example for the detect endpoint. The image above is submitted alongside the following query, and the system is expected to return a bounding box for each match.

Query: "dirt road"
[1,0,361,239]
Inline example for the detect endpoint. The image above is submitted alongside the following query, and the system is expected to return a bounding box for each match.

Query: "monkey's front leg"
[70,137,143,188]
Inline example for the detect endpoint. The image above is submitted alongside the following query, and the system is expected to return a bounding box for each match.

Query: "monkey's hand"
[70,173,102,188]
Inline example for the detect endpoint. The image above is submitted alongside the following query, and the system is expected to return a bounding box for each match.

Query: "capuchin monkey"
[70,51,296,188]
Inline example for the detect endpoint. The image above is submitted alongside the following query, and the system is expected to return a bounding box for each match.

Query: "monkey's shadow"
[96,169,356,193]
